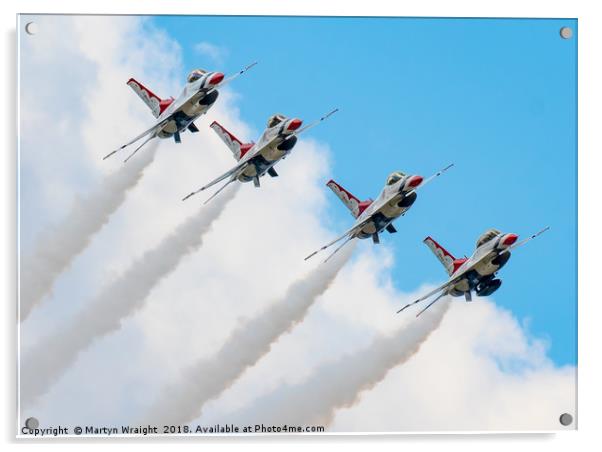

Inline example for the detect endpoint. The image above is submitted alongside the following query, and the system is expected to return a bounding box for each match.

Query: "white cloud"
[19,14,334,426]
[329,299,576,432]
[223,295,451,428]
[21,183,239,409]
[18,15,575,433]
[142,242,356,426]
[212,297,575,432]
[194,41,228,65]
[20,143,158,321]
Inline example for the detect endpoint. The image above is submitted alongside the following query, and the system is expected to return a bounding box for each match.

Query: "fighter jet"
[304,164,454,262]
[397,227,550,317]
[182,109,338,204]
[103,62,257,162]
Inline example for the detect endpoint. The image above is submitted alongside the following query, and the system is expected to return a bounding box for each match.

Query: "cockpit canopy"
[187,69,208,83]
[267,114,287,128]
[476,228,502,248]
[386,171,406,186]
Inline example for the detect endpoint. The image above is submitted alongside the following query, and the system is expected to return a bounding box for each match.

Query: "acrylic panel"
[17,14,577,436]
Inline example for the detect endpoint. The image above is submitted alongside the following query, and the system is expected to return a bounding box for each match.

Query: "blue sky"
[152,16,577,365]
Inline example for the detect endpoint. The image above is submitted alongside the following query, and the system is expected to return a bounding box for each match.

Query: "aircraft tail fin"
[210,121,254,161]
[326,180,372,218]
[423,236,464,276]
[127,78,173,118]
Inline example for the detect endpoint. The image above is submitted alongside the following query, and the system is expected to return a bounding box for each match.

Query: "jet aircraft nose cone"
[209,72,224,85]
[287,118,303,131]
[407,175,424,188]
[502,233,519,246]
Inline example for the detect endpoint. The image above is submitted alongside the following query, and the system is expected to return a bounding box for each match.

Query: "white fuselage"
[353,177,415,238]
[236,122,297,182]
[449,235,512,294]
[156,77,219,139]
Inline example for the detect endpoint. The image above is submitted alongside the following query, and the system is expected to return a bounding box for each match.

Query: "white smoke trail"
[228,298,450,428]
[20,143,160,321]
[142,241,356,426]
[20,184,239,408]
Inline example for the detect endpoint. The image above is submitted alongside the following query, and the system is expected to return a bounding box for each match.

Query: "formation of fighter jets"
[106,63,549,318]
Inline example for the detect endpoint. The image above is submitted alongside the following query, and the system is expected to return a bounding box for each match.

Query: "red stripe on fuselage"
[452,258,468,274]
[159,97,174,115]
[358,199,373,216]
[240,143,253,158]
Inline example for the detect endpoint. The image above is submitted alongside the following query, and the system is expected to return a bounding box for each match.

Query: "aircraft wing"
[396,247,495,315]
[363,163,454,214]
[105,84,205,160]
[170,62,258,113]
[207,61,258,95]
[404,163,454,197]
[304,217,371,262]
[500,226,550,255]
[397,227,550,316]
[396,277,459,314]
[103,118,169,160]
[182,161,249,201]
[106,63,258,161]
[240,108,339,164]
[291,108,338,137]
